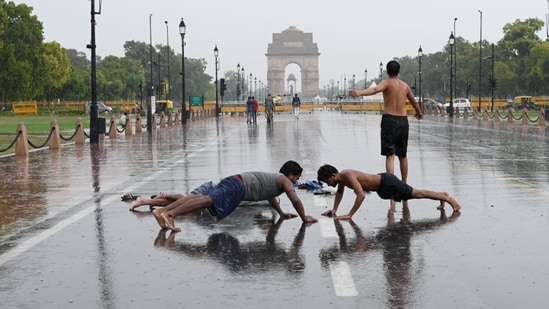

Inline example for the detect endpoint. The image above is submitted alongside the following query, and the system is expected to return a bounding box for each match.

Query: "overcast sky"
[13,0,548,91]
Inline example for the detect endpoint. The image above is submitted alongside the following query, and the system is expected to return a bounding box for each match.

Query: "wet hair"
[279,160,303,176]
[386,60,400,77]
[317,164,338,183]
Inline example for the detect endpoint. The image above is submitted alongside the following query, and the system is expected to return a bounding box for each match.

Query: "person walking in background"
[246,96,253,124]
[252,96,259,123]
[265,94,275,123]
[292,93,301,119]
[348,60,423,184]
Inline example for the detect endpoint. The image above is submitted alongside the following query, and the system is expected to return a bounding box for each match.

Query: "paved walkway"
[0,111,548,308]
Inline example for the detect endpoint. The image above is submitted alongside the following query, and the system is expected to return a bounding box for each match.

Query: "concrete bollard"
[160,112,166,128]
[135,115,142,133]
[507,108,514,123]
[109,116,118,139]
[49,120,61,150]
[75,118,85,144]
[125,115,133,136]
[15,123,29,157]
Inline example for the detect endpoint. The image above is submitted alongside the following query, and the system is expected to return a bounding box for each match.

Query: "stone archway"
[265,26,320,100]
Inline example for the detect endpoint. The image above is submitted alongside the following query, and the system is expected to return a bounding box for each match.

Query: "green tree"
[0,1,44,100]
[40,41,71,101]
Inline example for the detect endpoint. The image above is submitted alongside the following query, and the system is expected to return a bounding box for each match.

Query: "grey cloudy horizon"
[13,0,548,92]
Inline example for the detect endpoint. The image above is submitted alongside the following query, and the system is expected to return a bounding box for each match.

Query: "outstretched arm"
[336,175,366,220]
[278,177,317,223]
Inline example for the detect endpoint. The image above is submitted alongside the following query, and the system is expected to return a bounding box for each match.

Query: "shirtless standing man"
[349,60,423,184]
[317,164,461,220]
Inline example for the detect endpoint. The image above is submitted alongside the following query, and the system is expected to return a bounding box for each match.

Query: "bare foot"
[152,209,168,229]
[130,196,144,211]
[448,196,461,212]
[437,192,450,210]
[160,212,181,232]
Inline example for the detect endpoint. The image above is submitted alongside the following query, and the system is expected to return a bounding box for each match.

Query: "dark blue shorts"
[206,176,245,220]
[376,173,413,202]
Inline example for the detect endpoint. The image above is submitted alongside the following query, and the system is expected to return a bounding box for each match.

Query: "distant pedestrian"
[252,96,259,123]
[246,96,253,124]
[292,94,301,118]
[265,94,275,123]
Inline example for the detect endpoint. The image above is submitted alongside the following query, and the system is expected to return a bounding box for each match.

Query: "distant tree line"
[1,1,548,104]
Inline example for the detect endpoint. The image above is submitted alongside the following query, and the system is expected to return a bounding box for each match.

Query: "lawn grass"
[0,114,93,134]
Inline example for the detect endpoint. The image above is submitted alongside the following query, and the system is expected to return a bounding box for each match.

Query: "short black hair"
[386,60,400,76]
[279,160,303,176]
[317,164,338,183]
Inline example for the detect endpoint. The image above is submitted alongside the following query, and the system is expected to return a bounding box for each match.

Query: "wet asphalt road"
[0,111,548,308]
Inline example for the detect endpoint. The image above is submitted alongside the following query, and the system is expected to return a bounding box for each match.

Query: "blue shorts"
[191,181,215,195]
[206,176,245,220]
[376,173,413,202]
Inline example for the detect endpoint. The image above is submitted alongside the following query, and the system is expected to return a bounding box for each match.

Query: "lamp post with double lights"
[478,10,483,111]
[249,73,252,98]
[379,62,383,83]
[241,67,245,100]
[453,17,458,99]
[88,0,101,143]
[164,21,170,103]
[418,45,423,110]
[449,32,455,118]
[178,18,187,122]
[214,45,219,117]
[147,14,154,132]
[237,63,241,102]
[483,43,495,111]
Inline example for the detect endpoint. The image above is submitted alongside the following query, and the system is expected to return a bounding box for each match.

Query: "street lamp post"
[148,14,154,132]
[214,45,219,117]
[249,73,252,98]
[483,44,495,112]
[478,10,483,111]
[449,32,455,118]
[418,45,423,110]
[254,77,257,98]
[364,69,368,88]
[88,0,100,143]
[454,17,458,99]
[379,62,383,83]
[241,67,245,100]
[178,18,187,123]
[237,63,241,102]
[164,21,170,103]
[352,74,355,90]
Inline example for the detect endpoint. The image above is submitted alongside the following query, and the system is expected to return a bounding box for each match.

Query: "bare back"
[380,77,415,116]
[339,169,381,193]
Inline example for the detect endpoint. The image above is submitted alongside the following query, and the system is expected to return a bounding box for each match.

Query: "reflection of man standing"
[292,94,301,119]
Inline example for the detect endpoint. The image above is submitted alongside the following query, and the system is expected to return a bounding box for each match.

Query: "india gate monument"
[266,26,320,100]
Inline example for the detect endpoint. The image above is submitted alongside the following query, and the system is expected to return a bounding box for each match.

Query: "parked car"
[422,98,443,109]
[85,101,113,113]
[443,98,471,111]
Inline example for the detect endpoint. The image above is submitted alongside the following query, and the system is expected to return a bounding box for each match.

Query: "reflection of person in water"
[156,218,309,274]
[319,203,460,307]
